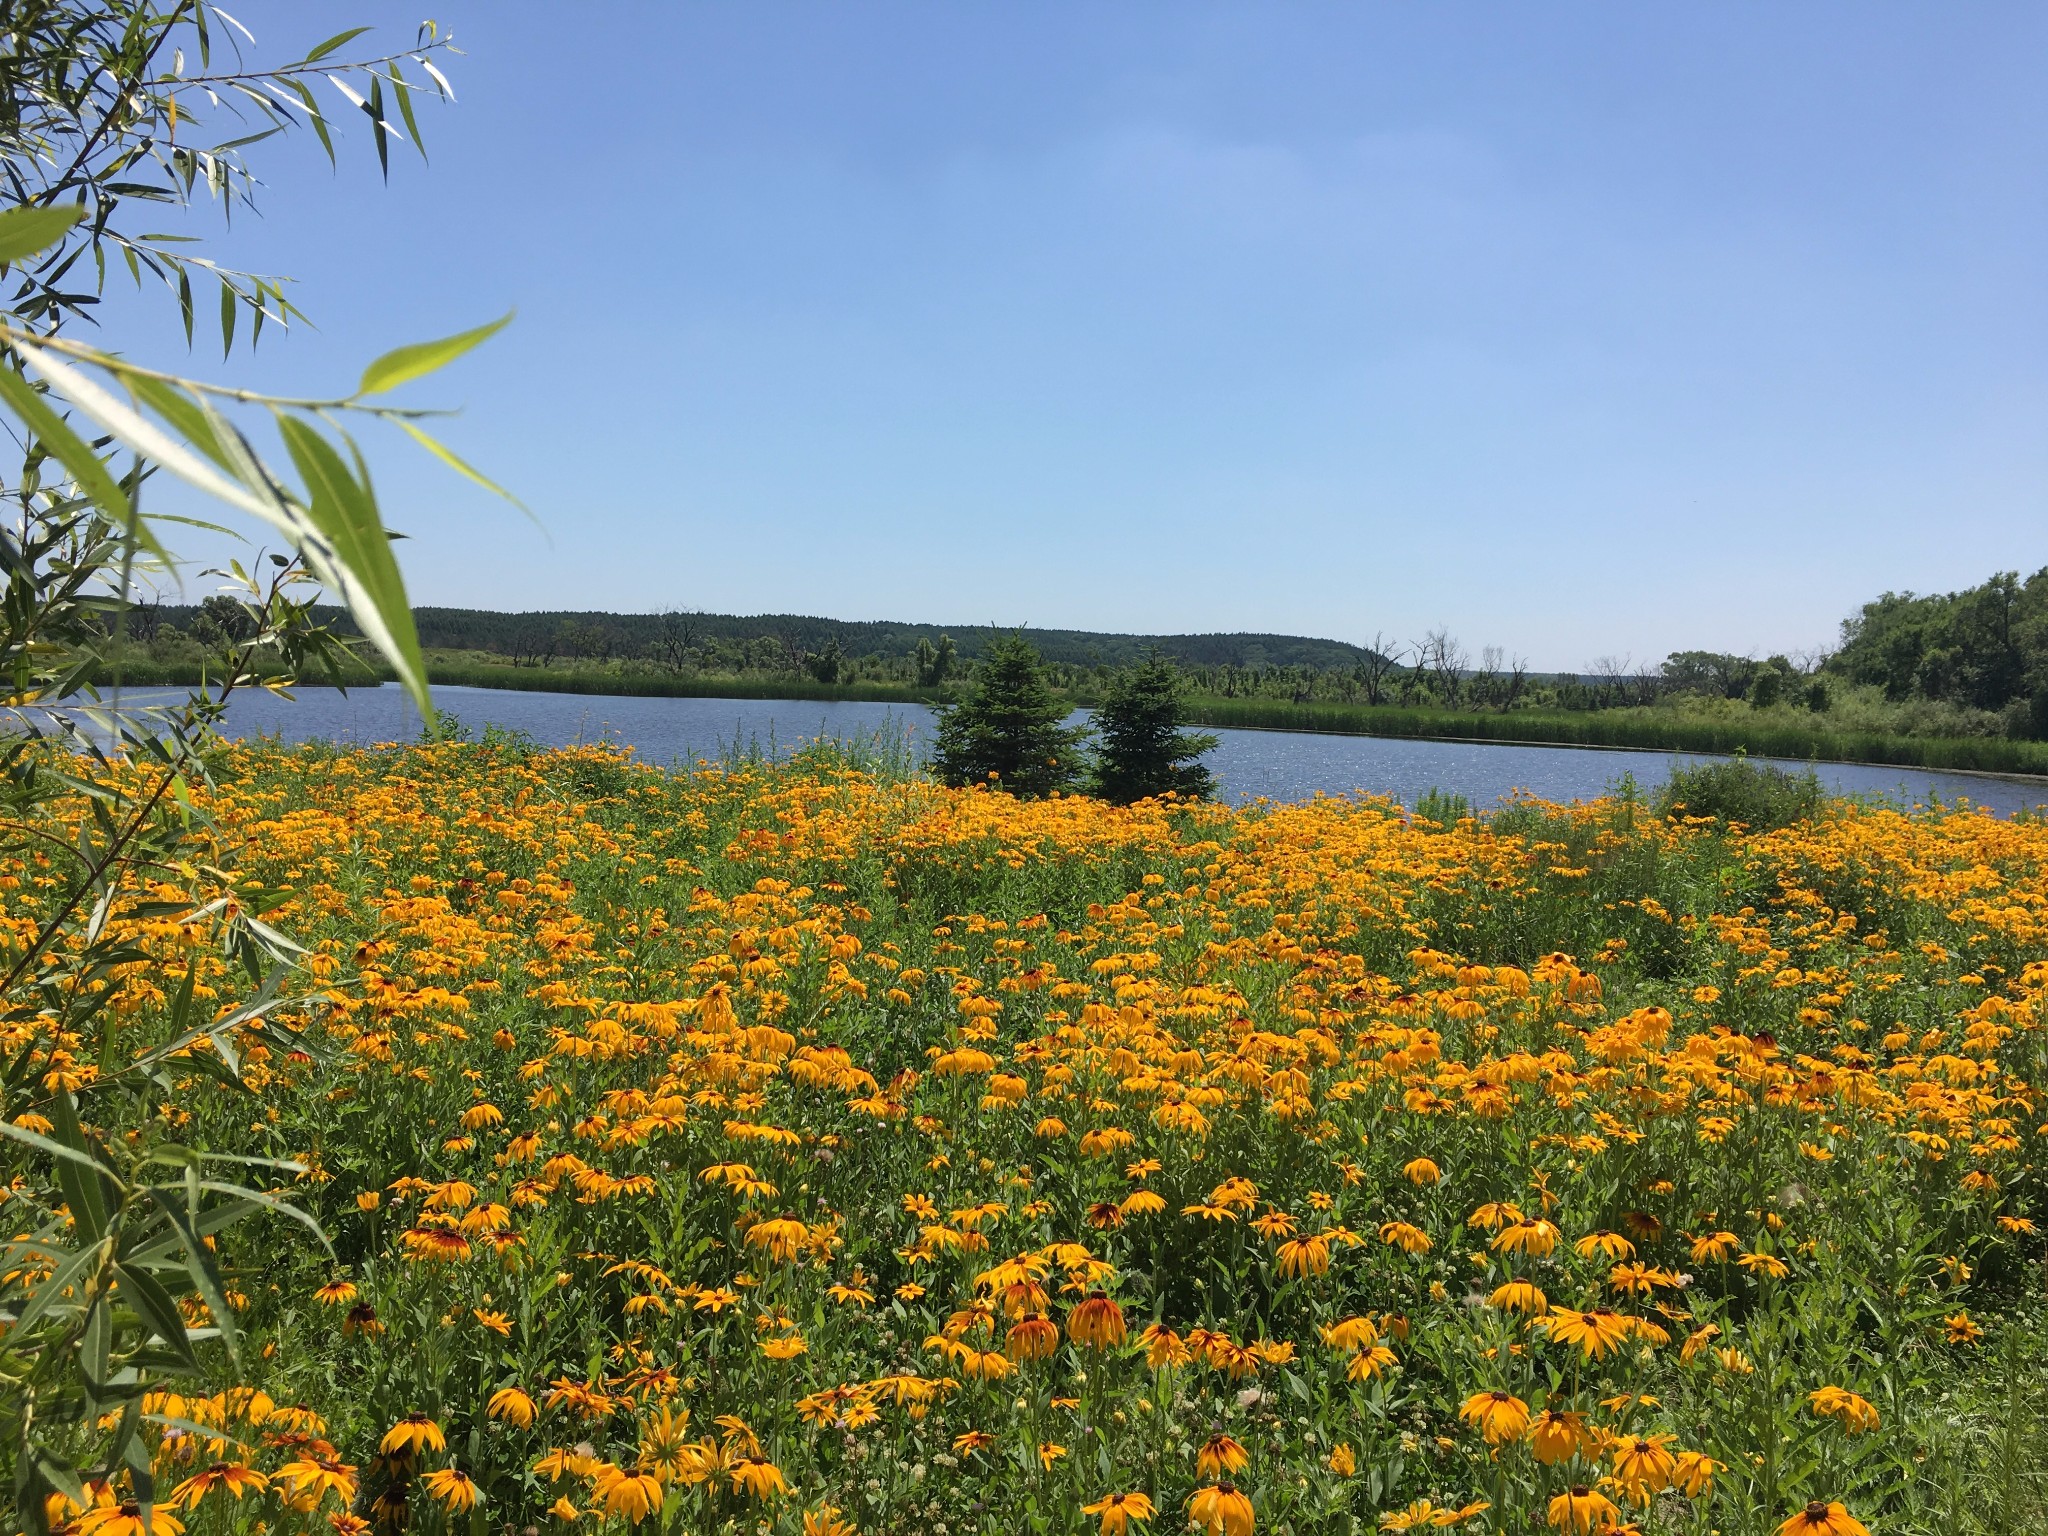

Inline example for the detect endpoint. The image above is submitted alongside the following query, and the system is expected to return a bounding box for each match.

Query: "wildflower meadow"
[6,737,2043,1536]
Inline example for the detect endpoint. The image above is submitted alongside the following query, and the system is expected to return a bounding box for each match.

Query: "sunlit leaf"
[356,311,511,396]
[303,26,373,62]
[0,204,85,265]
[395,417,531,519]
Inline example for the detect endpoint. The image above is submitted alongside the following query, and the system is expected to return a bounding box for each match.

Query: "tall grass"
[1185,697,2048,776]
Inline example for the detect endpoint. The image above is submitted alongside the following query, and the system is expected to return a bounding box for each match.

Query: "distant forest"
[395,609,1383,672]
[123,565,2048,736]
[133,604,1390,694]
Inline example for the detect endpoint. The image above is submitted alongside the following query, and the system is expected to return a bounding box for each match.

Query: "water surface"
[144,682,2046,817]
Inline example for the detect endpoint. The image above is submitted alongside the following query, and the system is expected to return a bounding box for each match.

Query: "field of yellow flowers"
[10,739,2046,1536]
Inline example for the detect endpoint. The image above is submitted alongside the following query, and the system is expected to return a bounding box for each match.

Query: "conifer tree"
[931,634,1088,797]
[1089,652,1219,803]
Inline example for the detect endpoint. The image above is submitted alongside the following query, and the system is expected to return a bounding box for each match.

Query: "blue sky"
[119,3,2048,670]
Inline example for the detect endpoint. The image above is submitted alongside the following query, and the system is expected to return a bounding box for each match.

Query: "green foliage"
[1830,567,2048,716]
[1412,787,1471,828]
[0,5,515,1526]
[930,634,1089,798]
[805,638,844,686]
[1748,658,1789,709]
[914,632,957,687]
[1655,755,1825,830]
[1087,653,1218,804]
[1661,649,1760,700]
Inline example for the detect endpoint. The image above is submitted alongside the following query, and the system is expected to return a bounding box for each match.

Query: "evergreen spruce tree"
[1089,652,1219,803]
[931,634,1088,797]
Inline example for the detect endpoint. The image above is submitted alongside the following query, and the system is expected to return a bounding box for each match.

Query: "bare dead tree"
[1504,653,1529,710]
[1355,631,1406,706]
[1473,645,1504,710]
[1590,654,1632,708]
[651,610,703,673]
[1419,627,1467,707]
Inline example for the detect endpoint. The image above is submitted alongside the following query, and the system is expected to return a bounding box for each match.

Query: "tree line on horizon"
[109,564,2048,738]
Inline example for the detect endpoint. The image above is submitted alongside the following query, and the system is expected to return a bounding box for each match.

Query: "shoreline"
[1189,714,2048,790]
[82,667,2048,789]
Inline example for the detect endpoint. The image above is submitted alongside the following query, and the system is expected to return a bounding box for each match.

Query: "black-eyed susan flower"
[1195,1433,1250,1478]
[1457,1391,1530,1445]
[1489,1279,1549,1315]
[728,1456,789,1500]
[487,1392,536,1441]
[1776,1502,1870,1536]
[1528,1410,1589,1465]
[1808,1386,1879,1433]
[378,1415,445,1455]
[1188,1482,1255,1536]
[1069,1291,1126,1348]
[1540,1307,1635,1360]
[1546,1485,1619,1534]
[1610,1434,1678,1493]
[421,1469,479,1513]
[169,1464,268,1509]
[1083,1491,1155,1534]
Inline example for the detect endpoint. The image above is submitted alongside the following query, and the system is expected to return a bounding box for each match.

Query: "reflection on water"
[90,682,2048,817]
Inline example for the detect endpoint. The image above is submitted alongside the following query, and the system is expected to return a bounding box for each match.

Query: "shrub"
[1656,754,1823,829]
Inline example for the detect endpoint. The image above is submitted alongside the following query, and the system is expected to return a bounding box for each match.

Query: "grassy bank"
[1184,696,2048,776]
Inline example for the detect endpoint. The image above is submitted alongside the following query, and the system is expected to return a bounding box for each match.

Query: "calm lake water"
[121,682,2047,817]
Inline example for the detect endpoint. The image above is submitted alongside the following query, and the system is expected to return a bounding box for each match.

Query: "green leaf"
[145,1192,240,1366]
[218,277,236,358]
[276,415,432,717]
[115,1262,199,1370]
[11,1239,103,1339]
[356,311,511,396]
[196,1179,334,1257]
[287,78,336,165]
[48,1092,111,1243]
[303,26,374,62]
[26,1441,88,1520]
[369,76,390,181]
[0,204,85,265]
[395,418,531,518]
[79,1294,112,1404]
[0,365,147,548]
[390,65,427,162]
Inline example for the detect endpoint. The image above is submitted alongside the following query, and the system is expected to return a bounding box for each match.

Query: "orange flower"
[1528,1410,1589,1465]
[1458,1391,1530,1445]
[1808,1386,1879,1433]
[1776,1503,1870,1536]
[1546,1485,1619,1534]
[487,1387,536,1428]
[1196,1433,1250,1478]
[1539,1308,1635,1360]
[1082,1492,1156,1535]
[1188,1482,1255,1536]
[379,1415,446,1455]
[1006,1313,1061,1360]
[169,1464,268,1509]
[421,1469,480,1513]
[1068,1292,1127,1349]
